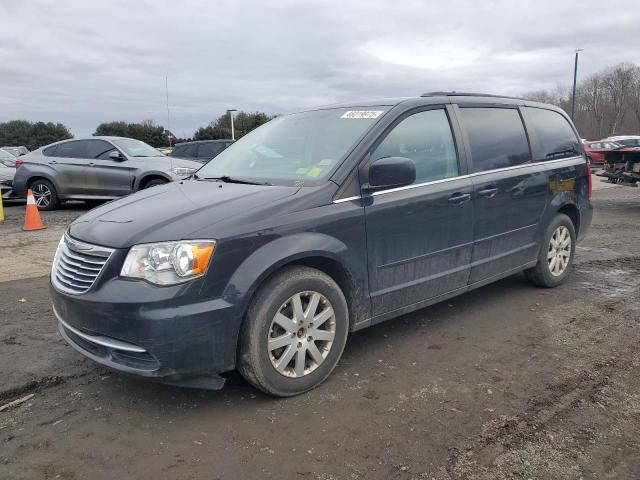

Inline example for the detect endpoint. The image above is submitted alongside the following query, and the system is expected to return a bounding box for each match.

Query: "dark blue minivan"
[51,93,592,396]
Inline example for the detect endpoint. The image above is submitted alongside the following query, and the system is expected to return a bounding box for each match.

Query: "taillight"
[586,161,592,198]
[15,159,23,169]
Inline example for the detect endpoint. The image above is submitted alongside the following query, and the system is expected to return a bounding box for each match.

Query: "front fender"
[133,170,173,190]
[223,231,368,333]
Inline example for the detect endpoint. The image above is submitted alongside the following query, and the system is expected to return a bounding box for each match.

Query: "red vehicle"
[582,140,622,165]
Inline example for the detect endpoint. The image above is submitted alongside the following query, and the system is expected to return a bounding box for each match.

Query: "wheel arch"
[225,232,368,359]
[136,172,171,190]
[557,203,580,236]
[26,174,61,194]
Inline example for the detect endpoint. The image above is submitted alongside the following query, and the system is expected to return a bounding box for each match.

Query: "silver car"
[11,137,202,210]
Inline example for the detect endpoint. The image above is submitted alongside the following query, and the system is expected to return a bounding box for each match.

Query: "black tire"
[238,266,349,397]
[30,179,59,211]
[142,178,167,189]
[525,213,576,288]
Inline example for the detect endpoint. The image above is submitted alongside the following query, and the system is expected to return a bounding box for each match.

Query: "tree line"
[0,111,273,150]
[523,62,640,140]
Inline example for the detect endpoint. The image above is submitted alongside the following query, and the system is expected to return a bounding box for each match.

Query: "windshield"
[196,107,388,185]
[112,138,161,157]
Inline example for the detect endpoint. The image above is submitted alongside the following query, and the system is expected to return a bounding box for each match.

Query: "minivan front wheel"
[30,179,59,211]
[238,266,349,397]
[525,213,576,288]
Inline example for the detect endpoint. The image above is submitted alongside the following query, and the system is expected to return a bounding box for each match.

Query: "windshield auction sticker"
[341,110,384,119]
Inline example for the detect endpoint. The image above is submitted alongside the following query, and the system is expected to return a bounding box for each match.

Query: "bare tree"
[602,63,636,135]
[577,73,606,139]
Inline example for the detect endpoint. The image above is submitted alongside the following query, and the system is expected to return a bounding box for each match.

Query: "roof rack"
[420,91,524,100]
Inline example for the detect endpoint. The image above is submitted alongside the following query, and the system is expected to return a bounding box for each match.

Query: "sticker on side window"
[341,110,384,119]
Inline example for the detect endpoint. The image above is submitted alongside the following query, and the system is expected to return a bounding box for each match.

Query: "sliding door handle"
[477,187,498,198]
[448,192,471,204]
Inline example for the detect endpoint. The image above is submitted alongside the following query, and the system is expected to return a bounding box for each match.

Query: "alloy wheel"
[268,291,336,378]
[32,183,52,208]
[548,225,571,276]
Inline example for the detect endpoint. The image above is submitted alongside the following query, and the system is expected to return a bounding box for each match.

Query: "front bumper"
[51,275,239,383]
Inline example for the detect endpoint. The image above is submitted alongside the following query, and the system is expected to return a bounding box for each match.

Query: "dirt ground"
[1,179,639,479]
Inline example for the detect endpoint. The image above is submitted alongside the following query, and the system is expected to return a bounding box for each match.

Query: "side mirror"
[109,151,125,161]
[365,156,416,192]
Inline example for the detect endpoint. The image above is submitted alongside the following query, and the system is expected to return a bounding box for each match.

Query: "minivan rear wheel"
[525,213,576,288]
[30,179,59,211]
[238,266,349,397]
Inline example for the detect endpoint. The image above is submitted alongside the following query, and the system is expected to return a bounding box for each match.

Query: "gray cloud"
[0,0,638,137]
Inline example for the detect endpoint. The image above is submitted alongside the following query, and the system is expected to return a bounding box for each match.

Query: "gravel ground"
[0,180,639,479]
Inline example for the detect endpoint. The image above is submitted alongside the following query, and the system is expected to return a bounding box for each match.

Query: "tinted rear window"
[523,107,581,161]
[54,141,86,159]
[43,145,57,156]
[459,107,531,172]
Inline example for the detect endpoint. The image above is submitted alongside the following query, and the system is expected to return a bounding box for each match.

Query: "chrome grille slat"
[52,235,114,295]
[57,258,99,278]
[56,268,94,285]
[62,250,107,265]
[58,254,103,272]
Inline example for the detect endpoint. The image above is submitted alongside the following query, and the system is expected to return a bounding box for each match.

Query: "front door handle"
[48,160,57,165]
[448,192,471,204]
[477,186,498,198]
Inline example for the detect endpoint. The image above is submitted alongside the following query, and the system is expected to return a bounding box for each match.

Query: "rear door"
[363,106,474,318]
[83,139,133,197]
[456,106,548,284]
[48,140,89,195]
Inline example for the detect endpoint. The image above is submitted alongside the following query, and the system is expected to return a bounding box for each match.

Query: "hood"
[69,179,299,248]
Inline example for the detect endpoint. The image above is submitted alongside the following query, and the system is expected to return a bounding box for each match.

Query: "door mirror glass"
[366,156,416,191]
[109,150,125,161]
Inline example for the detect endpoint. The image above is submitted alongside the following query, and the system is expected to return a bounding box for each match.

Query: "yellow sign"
[0,194,4,222]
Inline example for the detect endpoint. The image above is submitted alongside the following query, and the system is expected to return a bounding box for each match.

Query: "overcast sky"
[1,0,638,137]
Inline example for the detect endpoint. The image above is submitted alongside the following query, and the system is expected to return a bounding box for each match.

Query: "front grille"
[52,235,114,294]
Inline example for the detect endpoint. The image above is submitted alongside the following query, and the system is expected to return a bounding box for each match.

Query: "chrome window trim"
[54,307,147,353]
[332,155,585,202]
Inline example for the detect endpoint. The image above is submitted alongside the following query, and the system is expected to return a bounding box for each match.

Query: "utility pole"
[165,76,172,146]
[571,49,583,121]
[227,109,238,140]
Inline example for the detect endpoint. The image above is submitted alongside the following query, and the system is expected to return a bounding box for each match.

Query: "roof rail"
[420,91,525,100]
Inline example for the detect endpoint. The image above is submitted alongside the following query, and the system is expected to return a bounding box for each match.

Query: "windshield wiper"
[202,175,272,186]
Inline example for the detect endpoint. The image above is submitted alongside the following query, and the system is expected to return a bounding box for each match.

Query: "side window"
[459,107,531,172]
[371,109,459,184]
[86,140,116,159]
[197,142,224,159]
[54,141,87,159]
[589,143,601,149]
[522,107,581,161]
[43,145,57,156]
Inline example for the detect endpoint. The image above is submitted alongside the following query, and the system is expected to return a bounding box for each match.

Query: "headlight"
[171,167,197,176]
[120,240,216,285]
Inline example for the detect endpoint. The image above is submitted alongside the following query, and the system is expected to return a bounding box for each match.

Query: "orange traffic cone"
[23,189,46,231]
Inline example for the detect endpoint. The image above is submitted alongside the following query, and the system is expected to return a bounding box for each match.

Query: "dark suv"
[12,137,202,210]
[51,93,592,396]
[170,139,233,162]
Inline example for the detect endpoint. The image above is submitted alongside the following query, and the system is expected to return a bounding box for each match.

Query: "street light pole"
[227,109,238,140]
[165,76,172,146]
[571,49,583,121]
